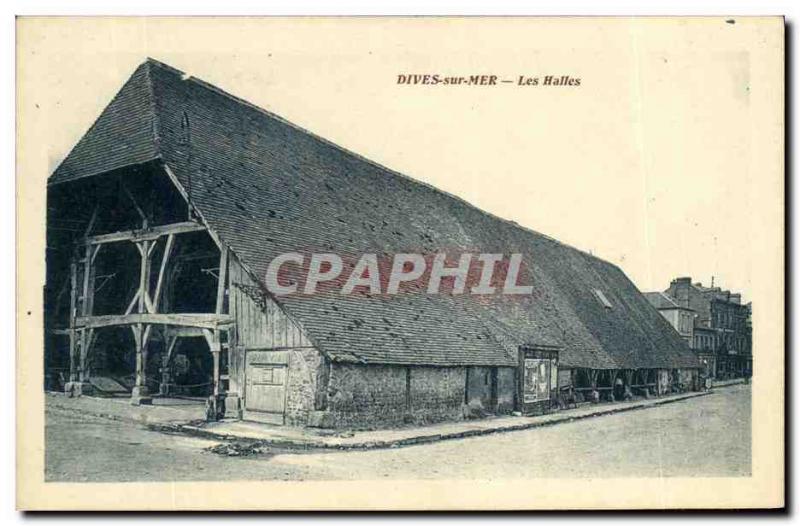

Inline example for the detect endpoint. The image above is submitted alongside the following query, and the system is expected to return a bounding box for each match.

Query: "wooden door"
[244,363,287,424]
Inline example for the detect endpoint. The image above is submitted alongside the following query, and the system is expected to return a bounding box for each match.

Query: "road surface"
[45,384,751,481]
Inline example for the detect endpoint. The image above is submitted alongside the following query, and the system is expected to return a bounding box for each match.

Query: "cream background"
[16,17,784,510]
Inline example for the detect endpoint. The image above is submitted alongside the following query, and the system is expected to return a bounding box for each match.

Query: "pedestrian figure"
[623,385,634,401]
[614,376,624,401]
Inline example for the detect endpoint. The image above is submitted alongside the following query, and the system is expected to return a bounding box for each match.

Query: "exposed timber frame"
[55,163,236,421]
[65,214,231,411]
[85,221,206,246]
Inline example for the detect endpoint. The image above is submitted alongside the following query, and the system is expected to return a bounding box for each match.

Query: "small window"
[593,289,613,309]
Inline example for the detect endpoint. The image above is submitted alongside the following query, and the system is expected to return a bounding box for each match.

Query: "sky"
[19,17,783,300]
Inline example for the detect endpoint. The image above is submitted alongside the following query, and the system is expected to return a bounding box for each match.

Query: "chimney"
[669,277,692,308]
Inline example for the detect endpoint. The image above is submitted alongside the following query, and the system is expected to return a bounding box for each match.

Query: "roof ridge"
[143,58,611,266]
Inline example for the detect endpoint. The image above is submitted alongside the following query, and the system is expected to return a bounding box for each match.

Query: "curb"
[166,391,712,451]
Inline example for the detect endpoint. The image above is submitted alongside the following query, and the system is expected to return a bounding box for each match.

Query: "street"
[45,384,751,482]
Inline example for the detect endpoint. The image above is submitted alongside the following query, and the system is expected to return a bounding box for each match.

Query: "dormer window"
[593,289,613,309]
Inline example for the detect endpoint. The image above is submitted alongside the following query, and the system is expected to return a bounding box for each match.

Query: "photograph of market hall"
[45,59,702,429]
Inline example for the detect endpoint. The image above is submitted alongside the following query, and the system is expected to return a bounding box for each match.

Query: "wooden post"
[122,180,148,227]
[215,246,228,315]
[131,323,151,405]
[212,340,221,398]
[608,370,618,401]
[624,369,634,386]
[66,261,79,393]
[210,246,229,419]
[203,329,222,398]
[78,244,98,387]
[63,208,100,396]
[655,369,664,397]
[588,369,599,403]
[623,369,634,399]
[203,329,223,421]
[160,332,178,396]
[131,239,153,405]
[152,234,175,312]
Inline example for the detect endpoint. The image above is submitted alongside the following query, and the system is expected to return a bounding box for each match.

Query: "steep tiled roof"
[50,59,700,369]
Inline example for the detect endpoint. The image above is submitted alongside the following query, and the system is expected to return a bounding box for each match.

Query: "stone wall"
[243,355,520,429]
[284,348,327,426]
[409,366,466,424]
[322,364,487,429]
[325,363,409,428]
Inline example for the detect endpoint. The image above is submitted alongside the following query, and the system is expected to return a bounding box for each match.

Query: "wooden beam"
[588,369,598,389]
[162,164,224,251]
[84,221,205,246]
[80,245,94,317]
[76,313,234,330]
[143,292,155,314]
[83,205,99,237]
[165,334,179,362]
[165,326,206,338]
[212,246,229,408]
[152,233,174,312]
[137,239,152,315]
[215,246,228,315]
[121,180,148,225]
[624,369,634,386]
[68,261,78,384]
[160,333,179,396]
[143,324,153,349]
[90,244,103,265]
[79,328,97,383]
[130,323,151,403]
[125,290,140,315]
[204,329,222,398]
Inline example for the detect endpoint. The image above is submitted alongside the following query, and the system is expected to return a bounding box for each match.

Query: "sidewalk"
[47,389,715,451]
[180,390,712,450]
[712,378,747,388]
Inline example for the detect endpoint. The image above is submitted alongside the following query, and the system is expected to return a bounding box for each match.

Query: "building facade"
[644,292,695,346]
[654,277,752,379]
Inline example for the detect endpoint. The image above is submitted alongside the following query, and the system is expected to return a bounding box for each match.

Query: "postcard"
[16,16,784,510]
